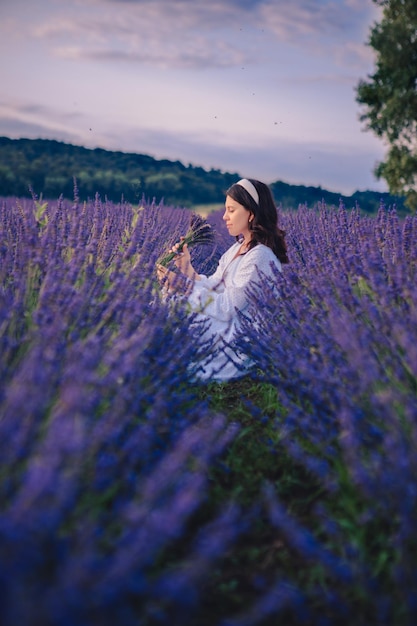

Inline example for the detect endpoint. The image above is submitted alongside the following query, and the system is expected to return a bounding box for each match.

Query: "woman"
[157,178,288,381]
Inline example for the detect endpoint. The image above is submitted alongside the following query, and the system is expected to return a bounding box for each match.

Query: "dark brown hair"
[226,179,289,264]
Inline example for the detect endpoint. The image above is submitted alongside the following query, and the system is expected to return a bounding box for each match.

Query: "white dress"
[187,241,282,382]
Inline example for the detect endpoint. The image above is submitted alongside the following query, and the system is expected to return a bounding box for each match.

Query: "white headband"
[236,178,259,205]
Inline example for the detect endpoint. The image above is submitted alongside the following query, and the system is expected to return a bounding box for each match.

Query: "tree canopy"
[356,0,417,211]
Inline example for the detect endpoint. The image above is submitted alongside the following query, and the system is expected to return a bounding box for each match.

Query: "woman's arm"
[156,241,200,294]
[187,246,278,322]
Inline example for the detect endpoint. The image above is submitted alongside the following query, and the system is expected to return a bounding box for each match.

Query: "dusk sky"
[0,0,387,195]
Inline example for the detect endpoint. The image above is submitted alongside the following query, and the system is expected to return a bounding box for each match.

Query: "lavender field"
[0,189,416,625]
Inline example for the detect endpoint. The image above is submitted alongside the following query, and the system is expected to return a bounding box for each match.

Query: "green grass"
[169,377,411,625]
[171,377,327,622]
[196,376,323,502]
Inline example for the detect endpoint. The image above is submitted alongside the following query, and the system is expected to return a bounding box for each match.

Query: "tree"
[356,0,417,211]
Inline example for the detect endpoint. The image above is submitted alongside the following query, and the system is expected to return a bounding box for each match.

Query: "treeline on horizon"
[0,136,406,213]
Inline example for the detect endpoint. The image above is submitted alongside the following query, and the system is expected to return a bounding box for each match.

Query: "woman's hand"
[156,263,191,294]
[156,264,176,291]
[171,239,195,279]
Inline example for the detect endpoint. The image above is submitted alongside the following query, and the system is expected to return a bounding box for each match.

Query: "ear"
[249,213,254,222]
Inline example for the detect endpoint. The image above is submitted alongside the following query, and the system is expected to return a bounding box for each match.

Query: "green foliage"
[34,198,48,229]
[0,137,406,213]
[356,0,417,211]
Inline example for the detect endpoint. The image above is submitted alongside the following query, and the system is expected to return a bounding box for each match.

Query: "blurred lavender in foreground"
[0,192,238,624]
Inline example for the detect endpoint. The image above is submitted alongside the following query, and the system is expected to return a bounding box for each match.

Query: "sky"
[0,0,387,195]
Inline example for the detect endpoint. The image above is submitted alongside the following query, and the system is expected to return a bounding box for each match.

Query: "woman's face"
[223,195,253,240]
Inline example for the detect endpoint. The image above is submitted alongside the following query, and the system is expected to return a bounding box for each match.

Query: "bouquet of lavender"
[157,213,215,267]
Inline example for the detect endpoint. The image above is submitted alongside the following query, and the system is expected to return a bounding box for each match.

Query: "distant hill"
[0,136,405,213]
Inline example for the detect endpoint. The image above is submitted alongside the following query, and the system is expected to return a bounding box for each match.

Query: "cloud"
[34,1,246,40]
[0,117,80,144]
[38,0,371,41]
[337,41,376,72]
[54,40,250,70]
[280,73,357,86]
[0,100,84,123]
[34,1,259,70]
[254,0,379,74]
[30,0,374,72]
[34,16,106,44]
[97,0,262,12]
[0,100,88,148]
[259,0,372,39]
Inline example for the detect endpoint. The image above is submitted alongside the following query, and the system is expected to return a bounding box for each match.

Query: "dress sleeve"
[187,246,280,323]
